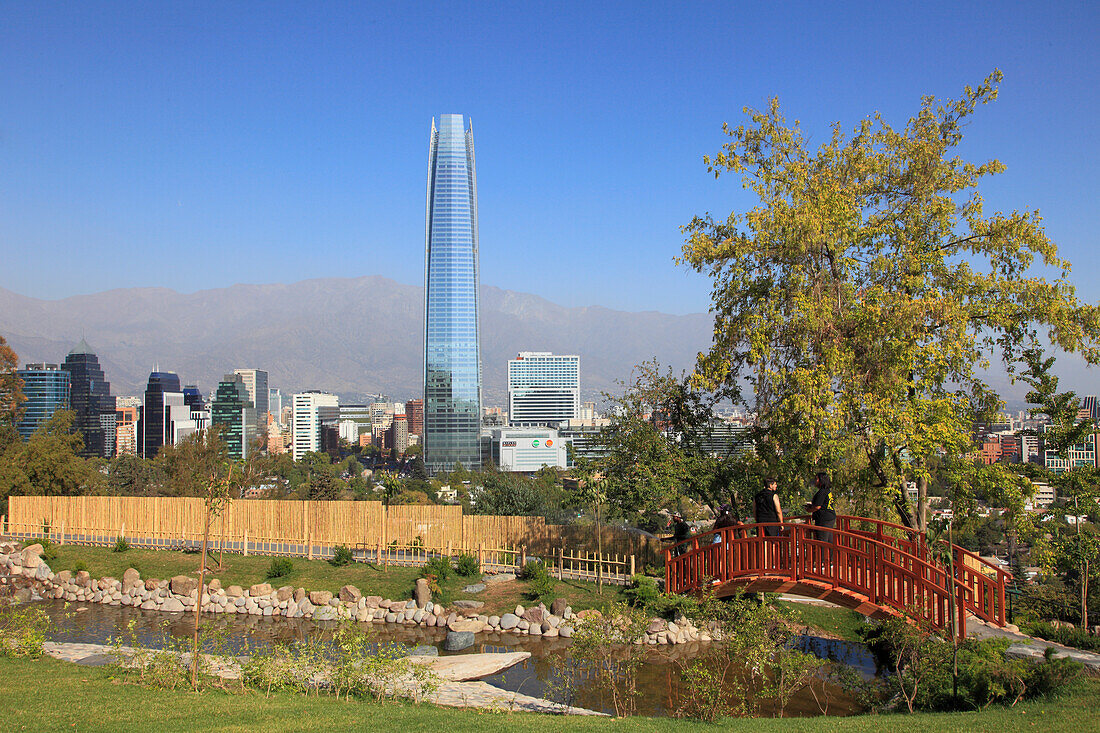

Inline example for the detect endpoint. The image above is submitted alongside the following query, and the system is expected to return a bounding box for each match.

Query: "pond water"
[36,600,879,717]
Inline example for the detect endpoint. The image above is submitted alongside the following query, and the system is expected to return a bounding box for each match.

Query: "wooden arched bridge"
[665,515,1011,638]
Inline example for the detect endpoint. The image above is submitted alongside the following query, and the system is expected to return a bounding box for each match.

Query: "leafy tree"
[107,454,164,496]
[154,428,230,497]
[680,71,1100,530]
[0,410,102,511]
[0,334,24,429]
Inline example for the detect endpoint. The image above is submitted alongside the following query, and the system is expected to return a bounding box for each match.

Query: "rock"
[120,568,140,589]
[449,618,486,633]
[170,575,199,596]
[276,586,294,602]
[647,618,665,634]
[550,598,568,617]
[20,544,43,568]
[488,615,501,627]
[424,601,434,613]
[298,599,314,615]
[413,609,425,623]
[313,605,337,621]
[500,613,520,630]
[385,612,398,623]
[518,619,530,631]
[364,595,382,607]
[35,564,52,581]
[339,584,362,603]
[410,578,429,608]
[453,599,484,609]
[543,627,559,638]
[515,604,525,617]
[308,590,332,606]
[483,573,516,585]
[424,613,436,626]
[294,587,306,602]
[435,614,447,627]
[522,607,544,624]
[140,599,157,610]
[408,645,439,657]
[161,597,186,613]
[443,630,475,651]
[576,609,603,621]
[75,571,92,587]
[207,578,222,591]
[462,583,486,594]
[249,583,273,597]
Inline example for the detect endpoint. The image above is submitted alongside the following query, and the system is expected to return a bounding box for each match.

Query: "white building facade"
[491,427,569,472]
[507,352,580,426]
[292,391,339,460]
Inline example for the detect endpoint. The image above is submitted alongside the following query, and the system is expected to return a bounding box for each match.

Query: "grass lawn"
[42,544,632,616]
[775,601,868,642]
[4,655,1099,732]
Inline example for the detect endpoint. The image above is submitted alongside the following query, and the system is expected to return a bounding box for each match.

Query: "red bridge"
[665,515,1011,638]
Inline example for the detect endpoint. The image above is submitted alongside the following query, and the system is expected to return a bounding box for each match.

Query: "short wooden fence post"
[243,529,248,557]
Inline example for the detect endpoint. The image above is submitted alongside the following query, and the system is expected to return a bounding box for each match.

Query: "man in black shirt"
[806,472,836,543]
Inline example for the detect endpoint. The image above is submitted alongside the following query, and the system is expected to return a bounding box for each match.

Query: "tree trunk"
[917,474,928,534]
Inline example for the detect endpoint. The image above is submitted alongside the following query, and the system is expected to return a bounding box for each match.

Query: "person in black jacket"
[754,477,783,537]
[805,472,836,542]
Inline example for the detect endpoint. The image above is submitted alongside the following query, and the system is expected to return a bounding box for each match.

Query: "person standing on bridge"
[754,477,783,537]
[806,472,837,543]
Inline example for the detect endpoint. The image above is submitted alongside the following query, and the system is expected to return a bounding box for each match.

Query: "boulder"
[550,598,568,617]
[249,583,273,597]
[309,590,333,606]
[483,573,516,585]
[647,618,666,634]
[414,578,431,608]
[364,595,382,607]
[462,583,486,594]
[75,570,92,587]
[339,585,362,603]
[453,599,484,610]
[500,613,520,630]
[20,544,43,568]
[488,615,501,627]
[226,585,244,598]
[576,609,603,621]
[442,630,475,651]
[298,599,315,616]
[294,587,306,602]
[55,570,72,584]
[144,578,159,591]
[206,578,222,591]
[522,607,544,624]
[449,618,486,633]
[161,597,186,613]
[170,575,199,596]
[276,586,294,602]
[35,564,51,581]
[515,604,525,617]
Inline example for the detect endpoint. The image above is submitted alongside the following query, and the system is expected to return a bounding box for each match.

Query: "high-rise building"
[61,339,116,458]
[141,371,182,458]
[292,391,339,460]
[387,414,409,455]
[268,388,283,421]
[423,113,482,473]
[212,373,256,460]
[233,369,269,424]
[15,363,70,440]
[405,398,424,436]
[508,352,580,426]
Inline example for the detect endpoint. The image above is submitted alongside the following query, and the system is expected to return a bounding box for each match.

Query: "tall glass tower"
[423,114,482,473]
[62,338,116,458]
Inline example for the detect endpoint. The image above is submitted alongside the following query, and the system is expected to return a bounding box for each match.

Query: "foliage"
[0,604,51,658]
[519,559,547,581]
[520,560,554,600]
[0,410,103,512]
[0,334,25,429]
[453,553,479,577]
[112,536,130,553]
[107,619,238,692]
[623,573,661,610]
[329,545,353,567]
[1023,621,1100,653]
[265,557,293,580]
[470,466,569,520]
[680,71,1100,527]
[423,555,450,582]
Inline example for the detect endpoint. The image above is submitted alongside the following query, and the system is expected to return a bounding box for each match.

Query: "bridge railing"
[664,516,1011,637]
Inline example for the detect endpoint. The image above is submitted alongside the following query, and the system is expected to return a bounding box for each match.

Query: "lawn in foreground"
[4,655,1098,733]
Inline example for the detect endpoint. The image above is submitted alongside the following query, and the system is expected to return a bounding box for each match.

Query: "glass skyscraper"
[141,370,181,458]
[423,114,482,473]
[62,338,116,458]
[15,363,70,440]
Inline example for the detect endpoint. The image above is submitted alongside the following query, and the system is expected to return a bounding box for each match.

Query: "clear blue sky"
[1,1,1096,315]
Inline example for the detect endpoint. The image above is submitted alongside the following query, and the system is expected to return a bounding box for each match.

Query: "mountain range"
[0,277,714,406]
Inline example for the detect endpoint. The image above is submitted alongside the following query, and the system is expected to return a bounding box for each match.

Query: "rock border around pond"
[1,541,709,647]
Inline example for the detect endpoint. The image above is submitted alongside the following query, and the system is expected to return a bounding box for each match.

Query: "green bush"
[423,556,450,582]
[1024,621,1100,653]
[266,557,293,580]
[37,540,59,564]
[71,560,88,573]
[521,560,554,600]
[453,553,480,578]
[112,536,130,553]
[329,545,353,567]
[519,559,548,581]
[0,605,52,658]
[623,574,661,610]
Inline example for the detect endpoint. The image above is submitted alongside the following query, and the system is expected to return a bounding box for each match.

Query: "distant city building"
[423,113,483,473]
[558,418,611,465]
[490,427,569,472]
[212,373,257,460]
[165,392,200,445]
[268,388,283,420]
[61,339,116,458]
[405,398,423,436]
[370,401,394,436]
[579,401,598,421]
[695,419,753,457]
[234,369,269,428]
[338,419,362,443]
[508,352,580,426]
[1043,425,1100,473]
[266,412,291,455]
[292,391,339,460]
[114,404,139,456]
[141,371,182,458]
[15,363,70,440]
[387,414,409,454]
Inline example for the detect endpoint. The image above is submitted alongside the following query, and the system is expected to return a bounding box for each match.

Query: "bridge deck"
[665,515,1011,638]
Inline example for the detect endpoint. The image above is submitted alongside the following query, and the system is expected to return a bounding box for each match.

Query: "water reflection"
[39,600,870,717]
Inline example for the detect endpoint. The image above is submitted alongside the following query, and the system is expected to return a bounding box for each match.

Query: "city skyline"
[1,3,1096,318]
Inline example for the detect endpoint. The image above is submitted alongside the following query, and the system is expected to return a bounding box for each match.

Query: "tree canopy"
[680,71,1100,525]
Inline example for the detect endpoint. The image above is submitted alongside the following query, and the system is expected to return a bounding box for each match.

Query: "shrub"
[329,545,353,567]
[624,574,661,610]
[112,536,130,553]
[37,540,59,564]
[1024,621,1100,653]
[453,553,480,577]
[424,556,450,582]
[521,560,554,600]
[266,557,293,580]
[0,605,52,658]
[519,559,548,581]
[72,560,88,573]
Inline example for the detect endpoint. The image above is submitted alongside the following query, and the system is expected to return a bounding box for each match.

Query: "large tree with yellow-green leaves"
[680,71,1100,529]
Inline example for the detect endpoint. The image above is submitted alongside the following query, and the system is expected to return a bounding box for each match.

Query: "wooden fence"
[3,496,660,582]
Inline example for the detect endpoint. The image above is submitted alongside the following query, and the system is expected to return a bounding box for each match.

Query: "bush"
[519,559,548,581]
[0,605,52,658]
[521,560,554,600]
[37,540,59,564]
[423,556,450,582]
[454,553,480,578]
[329,545,353,567]
[112,536,130,553]
[266,557,293,580]
[1024,621,1100,653]
[72,560,88,573]
[624,574,661,610]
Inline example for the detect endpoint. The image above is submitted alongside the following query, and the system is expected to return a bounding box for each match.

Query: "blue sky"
[0,1,1096,315]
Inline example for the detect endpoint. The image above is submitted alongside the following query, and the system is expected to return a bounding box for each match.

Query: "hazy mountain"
[0,277,714,406]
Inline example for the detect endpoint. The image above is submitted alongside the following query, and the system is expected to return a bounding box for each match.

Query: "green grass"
[775,601,868,642]
[43,544,630,615]
[4,655,1099,732]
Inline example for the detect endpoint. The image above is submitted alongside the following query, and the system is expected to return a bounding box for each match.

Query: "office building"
[423,113,483,473]
[15,363,70,440]
[141,371,182,458]
[269,388,283,420]
[508,352,580,426]
[387,414,409,454]
[61,339,116,458]
[212,373,256,460]
[115,404,139,456]
[405,398,423,436]
[292,391,339,460]
[490,427,569,472]
[234,369,269,427]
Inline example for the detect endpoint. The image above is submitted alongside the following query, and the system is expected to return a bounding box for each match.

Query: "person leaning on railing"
[753,477,783,536]
[805,471,837,543]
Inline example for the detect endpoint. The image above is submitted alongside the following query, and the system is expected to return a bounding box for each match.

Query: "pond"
[36,600,880,717]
